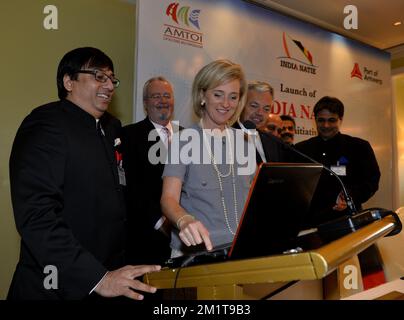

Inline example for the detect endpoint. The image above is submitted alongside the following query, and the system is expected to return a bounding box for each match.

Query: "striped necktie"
[162,126,171,145]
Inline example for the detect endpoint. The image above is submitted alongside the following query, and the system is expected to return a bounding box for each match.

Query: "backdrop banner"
[135,0,393,209]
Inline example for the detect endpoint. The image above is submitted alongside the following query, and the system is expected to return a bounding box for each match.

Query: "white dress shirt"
[237,120,267,162]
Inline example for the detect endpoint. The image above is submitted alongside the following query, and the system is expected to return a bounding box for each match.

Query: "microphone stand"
[241,124,401,240]
[285,143,358,216]
[275,137,398,241]
[241,120,357,215]
[254,125,358,216]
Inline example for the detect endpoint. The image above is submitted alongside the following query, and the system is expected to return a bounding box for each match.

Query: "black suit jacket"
[295,133,381,225]
[8,100,126,300]
[122,118,181,265]
[232,122,290,163]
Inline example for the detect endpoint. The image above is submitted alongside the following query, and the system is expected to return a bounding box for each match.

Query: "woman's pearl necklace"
[200,119,239,235]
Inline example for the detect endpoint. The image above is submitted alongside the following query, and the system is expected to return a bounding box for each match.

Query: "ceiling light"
[393,21,402,26]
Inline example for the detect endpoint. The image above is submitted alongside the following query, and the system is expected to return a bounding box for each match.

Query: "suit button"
[201,181,207,187]
[116,187,121,192]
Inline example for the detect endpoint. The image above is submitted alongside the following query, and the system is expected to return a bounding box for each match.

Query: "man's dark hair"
[57,47,114,99]
[313,96,344,119]
[280,114,296,128]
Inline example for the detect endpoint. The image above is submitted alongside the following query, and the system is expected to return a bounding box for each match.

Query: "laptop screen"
[228,162,323,259]
[164,162,323,268]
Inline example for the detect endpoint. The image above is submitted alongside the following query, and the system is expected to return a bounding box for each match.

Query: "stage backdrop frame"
[134,0,394,211]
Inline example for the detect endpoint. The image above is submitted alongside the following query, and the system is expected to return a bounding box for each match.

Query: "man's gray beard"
[159,113,172,121]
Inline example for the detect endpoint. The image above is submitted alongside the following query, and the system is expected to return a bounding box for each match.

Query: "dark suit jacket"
[232,122,291,163]
[295,132,381,225]
[122,118,181,265]
[8,100,126,300]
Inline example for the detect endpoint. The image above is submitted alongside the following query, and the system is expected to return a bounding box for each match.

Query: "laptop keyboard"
[164,243,232,268]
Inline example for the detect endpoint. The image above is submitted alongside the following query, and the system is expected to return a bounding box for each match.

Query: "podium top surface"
[144,216,397,289]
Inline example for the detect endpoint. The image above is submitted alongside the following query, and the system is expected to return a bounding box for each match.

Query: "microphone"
[254,126,400,237]
[240,119,356,215]
[257,129,358,216]
[283,141,357,216]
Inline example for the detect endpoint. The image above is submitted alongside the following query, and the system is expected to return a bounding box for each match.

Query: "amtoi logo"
[163,2,203,48]
[166,2,201,29]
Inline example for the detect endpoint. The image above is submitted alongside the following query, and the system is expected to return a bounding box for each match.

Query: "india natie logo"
[278,32,317,75]
[282,32,314,66]
[166,2,201,30]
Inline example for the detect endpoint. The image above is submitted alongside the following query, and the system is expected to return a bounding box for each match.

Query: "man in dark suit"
[295,96,382,287]
[295,96,380,225]
[235,80,290,163]
[123,77,180,266]
[8,47,160,300]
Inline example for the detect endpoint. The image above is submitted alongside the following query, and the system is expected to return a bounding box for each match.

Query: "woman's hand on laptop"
[178,216,213,251]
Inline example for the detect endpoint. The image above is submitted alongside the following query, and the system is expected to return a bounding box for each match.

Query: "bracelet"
[176,214,194,229]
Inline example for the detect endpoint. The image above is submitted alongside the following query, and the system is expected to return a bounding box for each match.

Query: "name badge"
[118,165,126,186]
[115,149,126,186]
[331,165,346,176]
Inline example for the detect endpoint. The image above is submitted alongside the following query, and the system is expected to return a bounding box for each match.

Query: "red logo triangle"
[351,63,363,80]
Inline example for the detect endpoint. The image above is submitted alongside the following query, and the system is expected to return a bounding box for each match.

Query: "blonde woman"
[161,60,256,257]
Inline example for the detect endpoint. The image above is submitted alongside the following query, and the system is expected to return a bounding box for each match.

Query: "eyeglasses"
[282,126,295,131]
[249,102,271,113]
[316,117,339,124]
[267,124,282,134]
[148,93,172,100]
[76,69,120,88]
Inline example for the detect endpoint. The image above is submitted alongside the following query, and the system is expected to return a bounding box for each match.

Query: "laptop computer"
[165,162,323,268]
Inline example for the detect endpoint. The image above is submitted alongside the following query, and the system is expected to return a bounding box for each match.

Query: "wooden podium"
[144,216,397,300]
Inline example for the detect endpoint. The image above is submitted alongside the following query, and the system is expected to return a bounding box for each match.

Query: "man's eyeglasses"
[267,124,282,134]
[76,69,120,88]
[282,126,295,131]
[250,102,271,113]
[148,93,172,100]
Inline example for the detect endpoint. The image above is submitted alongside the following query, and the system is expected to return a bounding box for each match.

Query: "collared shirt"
[150,119,173,148]
[237,120,267,162]
[149,119,173,230]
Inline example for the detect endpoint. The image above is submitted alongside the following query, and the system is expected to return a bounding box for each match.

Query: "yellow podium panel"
[144,216,397,300]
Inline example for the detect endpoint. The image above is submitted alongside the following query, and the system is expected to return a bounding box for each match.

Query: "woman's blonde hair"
[191,59,247,125]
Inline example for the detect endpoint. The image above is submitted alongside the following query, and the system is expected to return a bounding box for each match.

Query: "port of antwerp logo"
[166,2,201,30]
[350,62,383,85]
[278,32,317,75]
